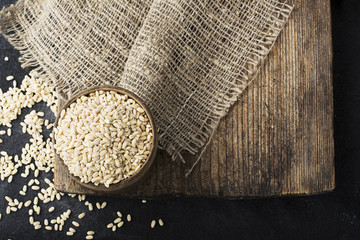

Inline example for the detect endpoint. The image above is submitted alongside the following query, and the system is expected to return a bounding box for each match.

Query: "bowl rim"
[53,85,158,193]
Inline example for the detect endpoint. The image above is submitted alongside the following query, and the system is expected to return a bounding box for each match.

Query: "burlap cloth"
[0,0,292,174]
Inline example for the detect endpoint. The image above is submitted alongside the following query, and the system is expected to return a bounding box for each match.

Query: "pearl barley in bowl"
[53,87,157,192]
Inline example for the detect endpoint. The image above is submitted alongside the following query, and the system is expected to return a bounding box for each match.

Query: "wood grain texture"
[54,0,334,198]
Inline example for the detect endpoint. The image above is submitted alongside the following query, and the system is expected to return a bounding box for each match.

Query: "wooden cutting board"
[54,0,334,198]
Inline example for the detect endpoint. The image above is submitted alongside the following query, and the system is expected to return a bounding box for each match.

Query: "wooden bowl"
[53,86,158,193]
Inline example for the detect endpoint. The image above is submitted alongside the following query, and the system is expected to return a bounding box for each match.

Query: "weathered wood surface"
[54,0,334,198]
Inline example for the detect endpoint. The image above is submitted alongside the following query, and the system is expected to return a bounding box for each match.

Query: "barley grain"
[6,206,10,214]
[88,203,93,211]
[158,219,164,226]
[25,200,32,207]
[44,178,52,185]
[6,75,14,81]
[34,169,39,177]
[151,220,156,228]
[72,221,79,227]
[117,221,124,228]
[38,193,44,201]
[36,206,41,215]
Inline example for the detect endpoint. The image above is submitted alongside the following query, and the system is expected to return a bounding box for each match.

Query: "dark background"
[0,0,359,239]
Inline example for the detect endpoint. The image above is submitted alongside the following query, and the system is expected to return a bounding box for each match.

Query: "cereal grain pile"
[0,69,163,238]
[54,90,153,187]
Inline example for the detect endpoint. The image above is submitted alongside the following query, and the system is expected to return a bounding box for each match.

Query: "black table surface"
[0,0,359,239]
